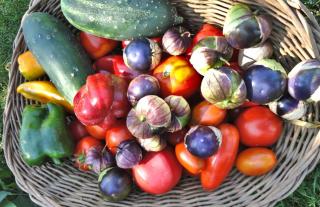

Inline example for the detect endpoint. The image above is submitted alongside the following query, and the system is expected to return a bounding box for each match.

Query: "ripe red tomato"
[93,55,142,81]
[153,56,201,98]
[79,32,118,59]
[193,24,223,45]
[191,101,227,126]
[235,106,283,147]
[201,124,239,191]
[236,147,277,176]
[132,148,182,195]
[105,121,133,154]
[165,128,188,146]
[85,125,108,140]
[175,142,205,175]
[68,119,89,141]
[74,136,103,171]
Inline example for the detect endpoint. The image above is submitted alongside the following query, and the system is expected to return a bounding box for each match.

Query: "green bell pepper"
[19,103,74,166]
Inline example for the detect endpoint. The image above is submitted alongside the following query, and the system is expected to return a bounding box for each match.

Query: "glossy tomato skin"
[69,119,89,141]
[153,56,201,98]
[74,136,103,171]
[165,128,188,146]
[201,124,239,191]
[193,24,223,45]
[110,75,130,118]
[191,101,227,126]
[93,55,142,81]
[132,148,182,195]
[105,121,133,154]
[175,142,205,175]
[80,32,118,60]
[85,124,108,140]
[235,106,283,147]
[236,147,277,176]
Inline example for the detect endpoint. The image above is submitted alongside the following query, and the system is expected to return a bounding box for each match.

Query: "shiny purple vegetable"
[288,59,320,102]
[127,74,160,106]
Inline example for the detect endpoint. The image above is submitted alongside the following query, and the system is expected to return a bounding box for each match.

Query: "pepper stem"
[219,57,230,66]
[52,158,61,165]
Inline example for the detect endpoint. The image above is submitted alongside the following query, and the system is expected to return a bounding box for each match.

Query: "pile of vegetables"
[16,0,320,202]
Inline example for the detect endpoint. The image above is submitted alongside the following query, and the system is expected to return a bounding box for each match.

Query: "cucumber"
[61,0,183,40]
[22,12,93,104]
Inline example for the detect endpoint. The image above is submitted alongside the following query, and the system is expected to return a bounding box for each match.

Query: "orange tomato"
[175,142,205,175]
[153,56,201,98]
[236,147,277,176]
[191,101,227,126]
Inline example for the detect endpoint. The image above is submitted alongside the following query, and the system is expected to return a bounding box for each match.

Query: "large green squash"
[61,0,183,40]
[22,12,93,104]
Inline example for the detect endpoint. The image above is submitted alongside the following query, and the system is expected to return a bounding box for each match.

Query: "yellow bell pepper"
[18,51,45,80]
[17,81,73,112]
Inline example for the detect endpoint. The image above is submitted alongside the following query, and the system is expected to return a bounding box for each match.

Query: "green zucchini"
[22,12,93,104]
[61,0,183,40]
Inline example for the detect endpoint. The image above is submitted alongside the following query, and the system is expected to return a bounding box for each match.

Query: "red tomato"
[79,32,118,60]
[235,106,283,147]
[240,101,260,108]
[175,142,205,175]
[74,136,103,171]
[93,55,142,80]
[191,101,227,126]
[132,148,182,195]
[105,121,133,154]
[122,37,162,48]
[193,24,223,45]
[110,75,130,118]
[236,147,277,176]
[68,119,89,141]
[201,124,239,191]
[153,56,201,98]
[85,124,108,140]
[165,128,188,146]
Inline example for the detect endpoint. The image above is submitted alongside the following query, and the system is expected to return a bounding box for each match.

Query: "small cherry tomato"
[93,55,142,81]
[153,56,201,98]
[80,32,118,60]
[191,101,227,126]
[105,121,133,154]
[165,128,188,146]
[201,124,239,191]
[235,106,283,147]
[132,148,182,195]
[175,142,205,175]
[85,124,107,140]
[236,147,277,176]
[68,119,89,141]
[74,136,103,171]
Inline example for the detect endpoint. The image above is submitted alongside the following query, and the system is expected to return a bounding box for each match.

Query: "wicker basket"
[3,0,320,206]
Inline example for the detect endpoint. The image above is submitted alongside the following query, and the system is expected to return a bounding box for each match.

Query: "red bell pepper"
[73,73,114,126]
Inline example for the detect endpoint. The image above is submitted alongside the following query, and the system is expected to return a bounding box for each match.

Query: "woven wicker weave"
[3,0,320,206]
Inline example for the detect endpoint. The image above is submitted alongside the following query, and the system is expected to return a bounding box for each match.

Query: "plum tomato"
[236,147,277,176]
[175,142,205,175]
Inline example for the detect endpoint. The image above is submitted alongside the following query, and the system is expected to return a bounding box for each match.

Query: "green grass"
[0,0,319,206]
